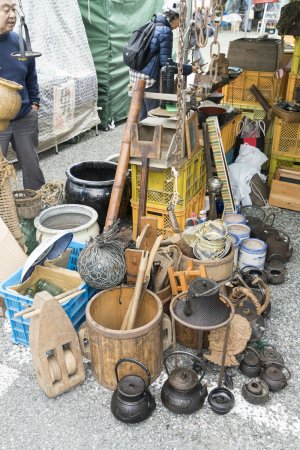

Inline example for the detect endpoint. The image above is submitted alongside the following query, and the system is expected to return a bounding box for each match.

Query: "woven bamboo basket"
[0,77,23,131]
[13,189,42,219]
[0,152,25,247]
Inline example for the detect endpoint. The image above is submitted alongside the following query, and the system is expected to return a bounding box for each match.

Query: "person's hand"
[31,104,39,111]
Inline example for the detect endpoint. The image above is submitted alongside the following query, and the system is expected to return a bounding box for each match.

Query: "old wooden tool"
[29,291,85,398]
[130,123,162,235]
[122,235,163,330]
[105,79,146,229]
[168,262,207,296]
[125,217,158,284]
[14,287,86,319]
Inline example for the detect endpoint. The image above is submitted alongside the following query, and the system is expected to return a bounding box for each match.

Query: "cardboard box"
[10,265,83,296]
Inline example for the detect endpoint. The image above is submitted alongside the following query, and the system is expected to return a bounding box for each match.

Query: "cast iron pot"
[111,358,156,424]
[65,161,130,231]
[239,347,261,378]
[208,387,235,415]
[161,351,207,414]
[260,363,292,392]
[242,379,269,405]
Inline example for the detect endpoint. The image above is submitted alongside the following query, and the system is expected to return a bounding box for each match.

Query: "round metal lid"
[265,366,283,381]
[244,352,260,367]
[169,368,198,391]
[118,375,145,397]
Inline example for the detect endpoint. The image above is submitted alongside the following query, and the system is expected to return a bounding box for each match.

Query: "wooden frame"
[185,110,200,159]
[275,168,300,184]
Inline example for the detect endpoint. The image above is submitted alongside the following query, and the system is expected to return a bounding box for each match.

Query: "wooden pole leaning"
[104,79,146,229]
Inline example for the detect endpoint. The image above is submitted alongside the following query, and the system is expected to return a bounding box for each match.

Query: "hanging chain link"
[174,0,186,171]
[194,0,211,48]
[169,0,187,209]
[208,0,223,82]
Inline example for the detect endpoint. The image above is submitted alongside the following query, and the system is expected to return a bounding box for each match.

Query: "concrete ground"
[1,30,299,450]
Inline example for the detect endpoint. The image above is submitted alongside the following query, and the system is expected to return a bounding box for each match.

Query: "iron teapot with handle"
[161,351,207,414]
[111,358,156,423]
[239,347,261,377]
[260,362,292,392]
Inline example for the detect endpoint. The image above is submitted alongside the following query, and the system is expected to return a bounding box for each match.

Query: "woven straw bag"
[0,77,22,131]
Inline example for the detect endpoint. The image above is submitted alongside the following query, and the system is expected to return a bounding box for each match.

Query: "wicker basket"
[13,189,42,219]
[0,77,22,131]
[0,152,25,247]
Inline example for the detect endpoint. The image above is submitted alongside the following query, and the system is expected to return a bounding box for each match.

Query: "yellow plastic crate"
[286,73,300,102]
[220,113,242,153]
[271,117,300,159]
[131,148,206,210]
[223,71,279,106]
[131,188,206,239]
[227,104,266,121]
[269,156,300,185]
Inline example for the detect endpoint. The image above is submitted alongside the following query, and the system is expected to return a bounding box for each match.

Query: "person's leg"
[139,82,160,121]
[11,110,45,190]
[0,124,13,157]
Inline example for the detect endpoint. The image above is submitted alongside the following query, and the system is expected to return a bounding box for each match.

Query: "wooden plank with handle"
[130,123,162,235]
[105,79,146,229]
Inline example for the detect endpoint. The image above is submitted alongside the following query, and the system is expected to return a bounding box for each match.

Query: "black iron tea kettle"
[161,351,207,414]
[260,363,291,392]
[111,358,156,423]
[239,347,261,378]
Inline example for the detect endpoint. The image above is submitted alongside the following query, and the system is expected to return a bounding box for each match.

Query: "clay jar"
[65,161,130,231]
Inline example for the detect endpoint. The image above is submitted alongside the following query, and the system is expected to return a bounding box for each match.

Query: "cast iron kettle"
[161,351,207,414]
[260,362,292,392]
[239,347,261,378]
[111,358,156,423]
[259,345,285,366]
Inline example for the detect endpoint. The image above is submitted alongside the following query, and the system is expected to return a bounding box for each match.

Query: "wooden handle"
[105,79,146,229]
[14,286,84,318]
[58,289,86,304]
[122,251,148,330]
[144,235,163,287]
[23,309,41,319]
[137,156,150,235]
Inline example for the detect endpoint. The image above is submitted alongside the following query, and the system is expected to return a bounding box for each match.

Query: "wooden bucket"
[179,244,234,282]
[86,286,163,390]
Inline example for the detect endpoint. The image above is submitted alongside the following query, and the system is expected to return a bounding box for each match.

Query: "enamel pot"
[111,358,156,423]
[161,351,207,414]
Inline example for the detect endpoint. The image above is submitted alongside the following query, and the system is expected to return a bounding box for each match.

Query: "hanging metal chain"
[208,0,223,82]
[194,0,211,48]
[174,0,186,172]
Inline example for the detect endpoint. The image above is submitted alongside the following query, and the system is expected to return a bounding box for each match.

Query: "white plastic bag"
[236,144,268,171]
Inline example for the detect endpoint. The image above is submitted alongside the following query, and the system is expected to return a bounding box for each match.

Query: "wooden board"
[206,116,235,212]
[275,168,300,184]
[269,179,300,212]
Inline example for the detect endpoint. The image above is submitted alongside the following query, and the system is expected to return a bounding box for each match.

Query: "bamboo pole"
[105,80,146,229]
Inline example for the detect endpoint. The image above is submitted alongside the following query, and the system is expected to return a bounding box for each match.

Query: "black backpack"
[123,16,165,71]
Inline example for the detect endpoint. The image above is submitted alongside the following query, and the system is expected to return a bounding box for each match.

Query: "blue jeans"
[139,82,160,121]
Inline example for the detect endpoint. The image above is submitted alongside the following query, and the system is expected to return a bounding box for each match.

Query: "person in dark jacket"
[130,0,197,120]
[0,0,45,190]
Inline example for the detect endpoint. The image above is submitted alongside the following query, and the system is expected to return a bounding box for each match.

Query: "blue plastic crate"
[0,241,96,346]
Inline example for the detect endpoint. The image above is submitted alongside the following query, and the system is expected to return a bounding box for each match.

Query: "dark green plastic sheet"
[78,0,163,130]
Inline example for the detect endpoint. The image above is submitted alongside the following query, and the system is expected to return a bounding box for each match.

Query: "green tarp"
[78,0,163,130]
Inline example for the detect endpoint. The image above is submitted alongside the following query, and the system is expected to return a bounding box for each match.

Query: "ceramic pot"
[65,161,130,231]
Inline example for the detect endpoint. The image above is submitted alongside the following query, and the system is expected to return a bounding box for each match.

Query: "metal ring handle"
[262,211,275,227]
[115,358,151,388]
[264,362,292,381]
[245,346,261,360]
[164,351,206,381]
